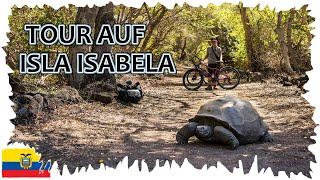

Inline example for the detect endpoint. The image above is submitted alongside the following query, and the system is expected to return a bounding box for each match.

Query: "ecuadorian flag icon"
[2,148,51,177]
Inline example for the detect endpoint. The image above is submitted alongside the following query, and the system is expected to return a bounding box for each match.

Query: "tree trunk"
[275,11,294,74]
[67,6,99,88]
[78,3,117,104]
[286,8,298,71]
[179,37,187,61]
[300,5,312,71]
[139,5,167,51]
[89,3,116,87]
[239,4,256,72]
[301,5,312,47]
[68,4,116,89]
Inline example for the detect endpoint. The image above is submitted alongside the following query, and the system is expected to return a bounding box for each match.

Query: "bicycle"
[182,56,241,90]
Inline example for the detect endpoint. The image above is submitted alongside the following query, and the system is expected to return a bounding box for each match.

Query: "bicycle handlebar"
[190,54,231,68]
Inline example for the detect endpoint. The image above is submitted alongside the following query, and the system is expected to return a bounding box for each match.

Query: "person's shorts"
[207,63,220,75]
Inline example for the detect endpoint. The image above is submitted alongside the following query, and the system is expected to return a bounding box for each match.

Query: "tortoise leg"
[214,126,239,149]
[259,131,273,143]
[176,122,198,144]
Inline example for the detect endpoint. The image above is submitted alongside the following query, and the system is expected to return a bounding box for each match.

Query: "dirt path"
[11,76,315,176]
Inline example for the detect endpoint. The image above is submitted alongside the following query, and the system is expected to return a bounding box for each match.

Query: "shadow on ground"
[10,81,316,177]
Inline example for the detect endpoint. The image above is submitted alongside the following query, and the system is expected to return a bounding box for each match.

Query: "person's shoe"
[205,86,212,90]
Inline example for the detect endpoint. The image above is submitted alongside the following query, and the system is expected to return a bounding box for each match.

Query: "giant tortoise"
[176,96,273,149]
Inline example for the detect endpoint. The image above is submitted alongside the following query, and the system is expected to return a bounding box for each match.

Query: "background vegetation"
[6,3,313,88]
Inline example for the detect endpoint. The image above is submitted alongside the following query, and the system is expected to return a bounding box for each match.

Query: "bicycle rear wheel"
[217,66,240,90]
[183,69,204,90]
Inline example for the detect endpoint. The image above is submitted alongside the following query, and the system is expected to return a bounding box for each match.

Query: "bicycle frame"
[191,63,221,79]
[184,56,240,90]
[189,55,235,83]
[190,56,221,78]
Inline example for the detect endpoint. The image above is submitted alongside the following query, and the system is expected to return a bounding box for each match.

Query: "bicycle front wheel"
[217,66,240,90]
[183,69,204,90]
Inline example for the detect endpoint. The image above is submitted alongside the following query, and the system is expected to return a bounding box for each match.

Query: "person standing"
[202,37,223,90]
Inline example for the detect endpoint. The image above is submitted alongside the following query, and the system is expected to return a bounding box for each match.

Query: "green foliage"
[7,5,77,86]
[6,3,313,87]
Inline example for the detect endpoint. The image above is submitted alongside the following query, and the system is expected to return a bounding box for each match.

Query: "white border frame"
[1,0,319,179]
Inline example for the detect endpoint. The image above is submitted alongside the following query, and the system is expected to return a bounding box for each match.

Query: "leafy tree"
[6,3,313,90]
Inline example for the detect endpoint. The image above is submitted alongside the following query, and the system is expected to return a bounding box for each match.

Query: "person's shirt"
[207,46,222,64]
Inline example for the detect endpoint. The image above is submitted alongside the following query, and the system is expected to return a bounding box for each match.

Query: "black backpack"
[116,81,143,103]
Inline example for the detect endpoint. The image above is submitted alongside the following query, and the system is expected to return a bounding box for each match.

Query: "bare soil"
[10,75,316,177]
